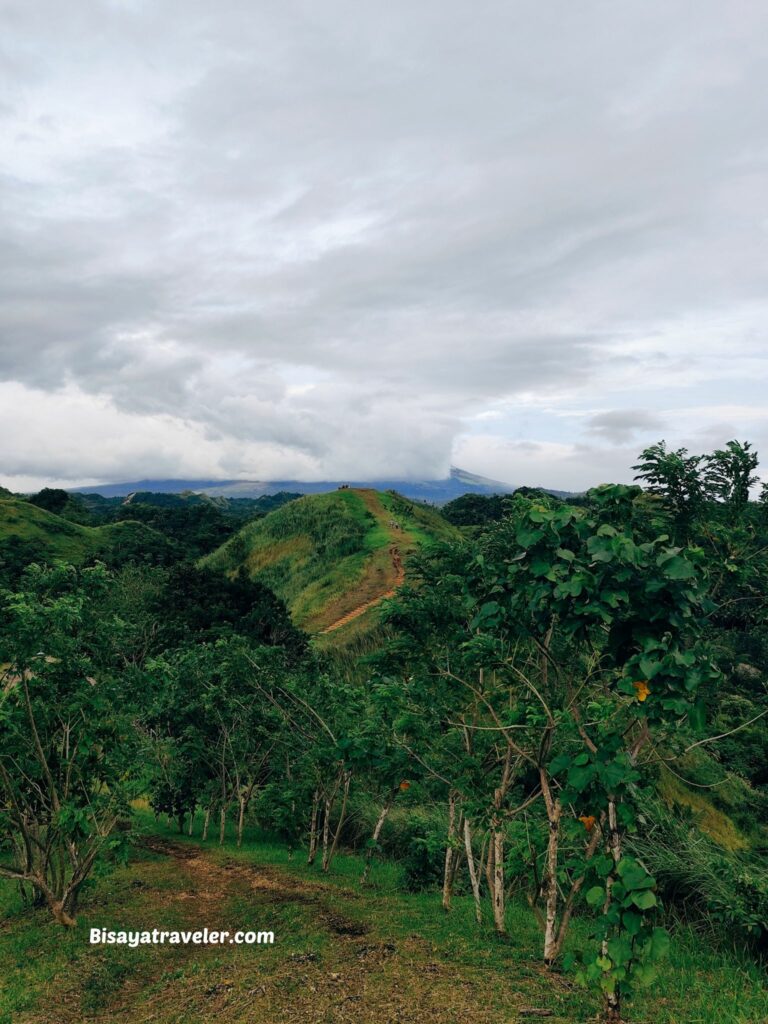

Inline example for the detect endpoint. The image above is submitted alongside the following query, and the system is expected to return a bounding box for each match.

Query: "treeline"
[27,487,302,559]
[1,440,767,1024]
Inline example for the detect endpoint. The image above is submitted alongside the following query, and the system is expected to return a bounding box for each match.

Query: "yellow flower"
[633,681,651,702]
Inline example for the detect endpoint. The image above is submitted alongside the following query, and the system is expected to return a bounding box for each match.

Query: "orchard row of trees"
[1,440,767,1023]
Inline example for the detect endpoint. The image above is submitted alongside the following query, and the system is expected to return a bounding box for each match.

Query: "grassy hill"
[203,488,459,635]
[0,497,171,574]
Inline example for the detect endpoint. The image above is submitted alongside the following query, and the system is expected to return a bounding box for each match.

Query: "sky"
[1,0,767,492]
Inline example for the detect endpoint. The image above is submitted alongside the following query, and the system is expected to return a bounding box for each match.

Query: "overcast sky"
[1,0,767,491]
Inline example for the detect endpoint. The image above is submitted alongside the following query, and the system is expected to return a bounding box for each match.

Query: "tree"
[483,485,719,1019]
[704,440,759,508]
[28,488,70,515]
[632,442,705,535]
[0,564,136,925]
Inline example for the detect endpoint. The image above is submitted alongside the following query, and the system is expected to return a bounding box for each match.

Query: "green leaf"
[661,555,696,580]
[568,763,596,791]
[622,910,642,936]
[631,890,657,910]
[617,857,655,891]
[586,885,605,907]
[607,936,633,967]
[548,753,571,774]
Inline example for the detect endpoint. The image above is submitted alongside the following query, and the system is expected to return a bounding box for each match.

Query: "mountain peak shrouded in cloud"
[1,1,768,493]
[66,466,522,505]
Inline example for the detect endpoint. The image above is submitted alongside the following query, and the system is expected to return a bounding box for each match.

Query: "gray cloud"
[1,0,767,487]
[587,410,667,444]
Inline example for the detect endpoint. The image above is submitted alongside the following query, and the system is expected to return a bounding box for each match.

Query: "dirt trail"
[321,544,404,633]
[320,490,410,634]
[17,835,570,1024]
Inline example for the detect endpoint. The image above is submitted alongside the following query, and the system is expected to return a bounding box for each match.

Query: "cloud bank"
[1,0,767,490]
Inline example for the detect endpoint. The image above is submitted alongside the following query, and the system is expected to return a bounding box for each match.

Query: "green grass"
[0,497,168,568]
[2,810,765,1024]
[202,489,459,635]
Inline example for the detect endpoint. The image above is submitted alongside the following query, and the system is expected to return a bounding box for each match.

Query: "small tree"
[0,564,136,925]
[704,440,759,508]
[632,441,705,536]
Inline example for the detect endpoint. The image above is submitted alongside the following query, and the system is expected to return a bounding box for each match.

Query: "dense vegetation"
[1,444,767,1023]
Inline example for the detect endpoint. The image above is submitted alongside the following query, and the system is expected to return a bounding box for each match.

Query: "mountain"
[203,488,459,635]
[71,467,517,504]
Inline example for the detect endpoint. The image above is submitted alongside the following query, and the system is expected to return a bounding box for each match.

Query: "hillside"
[203,489,459,634]
[0,497,171,575]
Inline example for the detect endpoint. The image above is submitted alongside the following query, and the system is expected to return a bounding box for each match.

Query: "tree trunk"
[50,901,77,928]
[237,795,246,848]
[551,811,605,961]
[202,806,211,842]
[602,797,623,1023]
[324,772,351,873]
[361,789,396,885]
[542,798,562,964]
[307,790,320,866]
[320,798,332,870]
[442,791,458,912]
[219,804,227,845]
[492,824,506,935]
[464,817,483,925]
[187,810,195,837]
[484,831,494,896]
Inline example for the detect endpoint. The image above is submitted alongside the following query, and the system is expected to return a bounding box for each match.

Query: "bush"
[628,799,768,951]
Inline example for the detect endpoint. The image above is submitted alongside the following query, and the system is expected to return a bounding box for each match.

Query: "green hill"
[203,488,459,634]
[0,497,172,578]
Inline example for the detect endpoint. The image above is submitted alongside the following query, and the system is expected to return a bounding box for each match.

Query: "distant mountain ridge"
[71,467,534,505]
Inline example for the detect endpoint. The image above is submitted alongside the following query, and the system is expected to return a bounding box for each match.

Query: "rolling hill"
[203,488,460,635]
[0,496,172,575]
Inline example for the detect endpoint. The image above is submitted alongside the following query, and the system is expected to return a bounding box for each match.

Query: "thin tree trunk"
[542,797,562,963]
[464,817,483,925]
[307,790,320,866]
[237,795,246,848]
[321,798,332,870]
[324,772,351,873]
[484,831,494,897]
[442,791,458,911]
[219,804,227,845]
[361,788,396,885]
[552,811,605,960]
[202,806,211,842]
[449,811,465,887]
[490,744,514,936]
[187,810,195,837]
[602,797,623,1023]
[492,824,505,934]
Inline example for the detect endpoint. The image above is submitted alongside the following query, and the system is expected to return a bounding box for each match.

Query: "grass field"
[1,812,766,1024]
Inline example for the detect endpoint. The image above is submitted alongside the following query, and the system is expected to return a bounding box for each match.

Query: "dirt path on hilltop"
[320,490,411,634]
[321,544,404,633]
